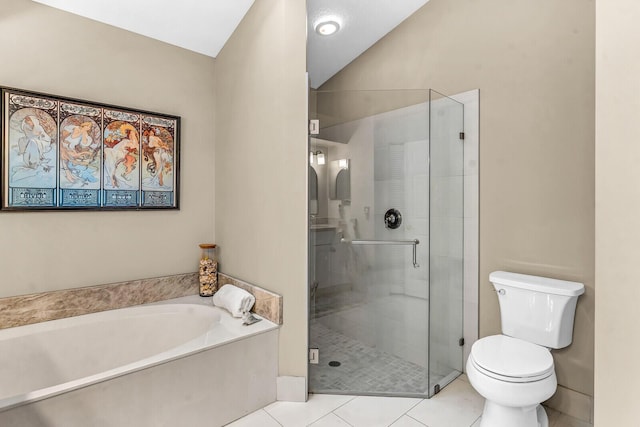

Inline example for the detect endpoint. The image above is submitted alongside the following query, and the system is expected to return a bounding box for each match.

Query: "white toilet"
[466,271,584,427]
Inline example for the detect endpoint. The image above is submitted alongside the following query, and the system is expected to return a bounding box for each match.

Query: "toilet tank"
[490,271,585,349]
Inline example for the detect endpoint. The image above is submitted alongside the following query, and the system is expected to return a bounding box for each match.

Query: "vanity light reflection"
[310,150,326,165]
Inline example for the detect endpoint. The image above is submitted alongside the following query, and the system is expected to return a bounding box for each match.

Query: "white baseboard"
[544,385,593,423]
[277,376,307,402]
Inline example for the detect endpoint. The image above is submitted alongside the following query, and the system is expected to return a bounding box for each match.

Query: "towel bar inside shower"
[340,238,420,268]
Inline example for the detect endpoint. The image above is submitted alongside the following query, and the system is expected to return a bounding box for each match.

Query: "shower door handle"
[340,238,420,268]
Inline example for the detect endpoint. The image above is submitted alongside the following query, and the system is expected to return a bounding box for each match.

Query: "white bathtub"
[0,295,279,426]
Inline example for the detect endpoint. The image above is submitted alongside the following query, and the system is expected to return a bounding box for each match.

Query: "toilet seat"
[470,335,554,383]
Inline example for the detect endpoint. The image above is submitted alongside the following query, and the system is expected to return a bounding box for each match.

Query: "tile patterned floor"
[309,322,432,394]
[309,293,456,396]
[227,376,593,427]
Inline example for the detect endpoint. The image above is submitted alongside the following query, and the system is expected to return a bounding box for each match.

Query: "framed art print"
[1,87,180,210]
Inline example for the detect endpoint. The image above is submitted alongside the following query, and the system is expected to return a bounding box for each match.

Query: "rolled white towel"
[213,284,256,318]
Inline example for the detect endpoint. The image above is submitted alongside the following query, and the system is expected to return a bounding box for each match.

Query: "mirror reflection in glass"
[329,158,350,201]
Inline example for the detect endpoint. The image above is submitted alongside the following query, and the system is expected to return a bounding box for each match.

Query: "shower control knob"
[384,208,402,229]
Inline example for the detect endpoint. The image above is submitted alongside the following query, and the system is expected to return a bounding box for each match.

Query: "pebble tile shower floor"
[309,322,439,394]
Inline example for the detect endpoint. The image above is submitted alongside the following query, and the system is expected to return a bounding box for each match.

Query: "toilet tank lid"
[489,271,585,296]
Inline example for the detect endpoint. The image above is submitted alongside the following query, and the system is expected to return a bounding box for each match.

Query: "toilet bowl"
[467,272,584,427]
[467,335,556,427]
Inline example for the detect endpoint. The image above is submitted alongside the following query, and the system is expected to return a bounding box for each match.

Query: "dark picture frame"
[0,87,180,210]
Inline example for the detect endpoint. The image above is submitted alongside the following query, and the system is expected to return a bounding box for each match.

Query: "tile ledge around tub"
[218,272,283,325]
[0,272,199,330]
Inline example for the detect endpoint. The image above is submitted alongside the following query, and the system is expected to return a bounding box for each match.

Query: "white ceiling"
[307,0,429,88]
[32,0,429,87]
[31,0,255,57]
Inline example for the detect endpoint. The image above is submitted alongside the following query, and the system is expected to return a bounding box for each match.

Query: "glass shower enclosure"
[308,89,464,398]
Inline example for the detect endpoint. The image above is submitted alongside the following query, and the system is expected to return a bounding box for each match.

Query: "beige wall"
[0,0,216,297]
[321,0,595,399]
[595,1,640,424]
[214,0,308,377]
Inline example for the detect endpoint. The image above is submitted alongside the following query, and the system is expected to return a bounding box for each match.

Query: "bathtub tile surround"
[0,271,284,330]
[218,272,283,324]
[0,273,199,329]
[211,276,289,399]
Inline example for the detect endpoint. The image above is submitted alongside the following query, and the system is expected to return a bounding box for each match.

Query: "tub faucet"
[242,310,261,326]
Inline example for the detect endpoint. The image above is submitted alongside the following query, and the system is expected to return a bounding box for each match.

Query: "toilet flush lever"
[497,289,506,296]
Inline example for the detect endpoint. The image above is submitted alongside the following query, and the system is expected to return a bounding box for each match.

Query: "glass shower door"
[308,89,464,398]
[428,90,465,396]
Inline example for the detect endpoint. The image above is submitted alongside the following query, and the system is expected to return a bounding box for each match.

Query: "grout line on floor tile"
[407,398,425,412]
[331,411,355,427]
[304,394,358,427]
[405,413,428,426]
[325,394,358,425]
[388,413,408,427]
[264,409,284,427]
[306,411,327,426]
[333,396,426,427]
[387,401,427,427]
[329,394,358,411]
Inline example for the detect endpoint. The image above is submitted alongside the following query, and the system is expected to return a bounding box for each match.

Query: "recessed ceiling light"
[315,19,340,36]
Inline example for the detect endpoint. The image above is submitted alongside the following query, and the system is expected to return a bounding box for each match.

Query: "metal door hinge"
[309,119,320,135]
[309,348,319,364]
[459,132,465,140]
